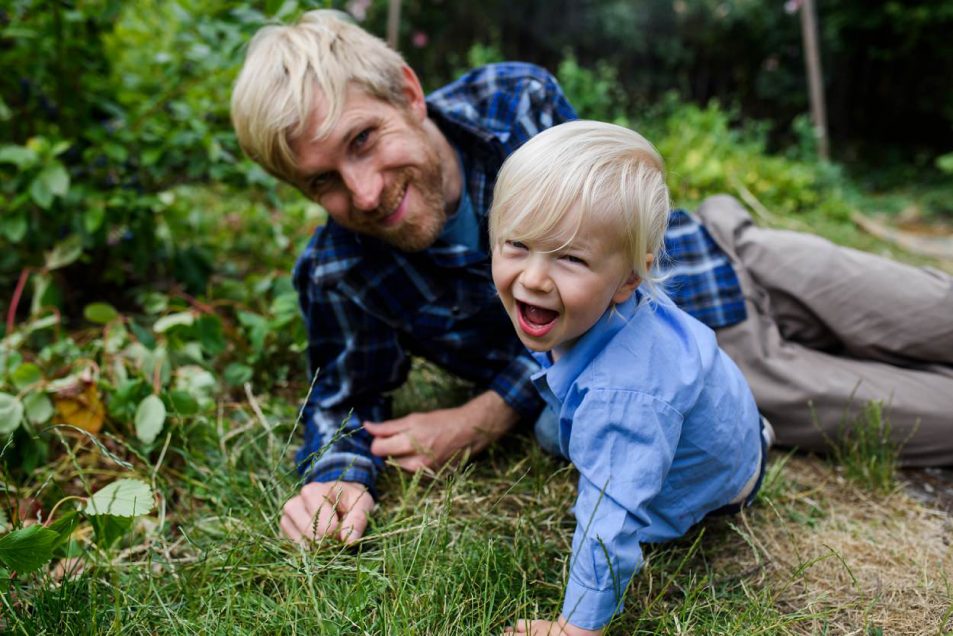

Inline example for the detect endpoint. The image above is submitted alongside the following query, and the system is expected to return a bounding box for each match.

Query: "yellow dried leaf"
[54,383,105,433]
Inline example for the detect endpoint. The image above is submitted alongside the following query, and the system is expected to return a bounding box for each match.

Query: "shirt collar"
[531,292,643,402]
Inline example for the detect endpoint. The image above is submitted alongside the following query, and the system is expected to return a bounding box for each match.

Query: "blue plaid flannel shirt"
[291,63,746,495]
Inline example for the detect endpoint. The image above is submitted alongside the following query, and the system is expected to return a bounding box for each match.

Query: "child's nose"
[519,258,553,293]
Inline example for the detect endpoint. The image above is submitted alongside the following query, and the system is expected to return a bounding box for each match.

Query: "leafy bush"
[0,1,279,321]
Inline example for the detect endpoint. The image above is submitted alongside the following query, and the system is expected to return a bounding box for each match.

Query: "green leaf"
[84,302,119,325]
[10,362,42,389]
[0,144,38,169]
[45,235,84,270]
[23,392,54,425]
[39,163,70,197]
[0,525,58,573]
[0,212,28,243]
[134,395,166,444]
[0,393,24,435]
[84,204,105,233]
[223,363,253,387]
[168,390,198,416]
[30,175,53,209]
[194,315,226,356]
[48,510,80,552]
[89,514,133,550]
[84,479,154,517]
[153,311,194,333]
[937,153,953,174]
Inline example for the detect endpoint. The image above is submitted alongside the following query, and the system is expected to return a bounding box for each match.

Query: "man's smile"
[379,183,409,227]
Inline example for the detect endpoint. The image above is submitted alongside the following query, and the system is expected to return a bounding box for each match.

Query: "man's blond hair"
[489,120,671,298]
[230,10,407,183]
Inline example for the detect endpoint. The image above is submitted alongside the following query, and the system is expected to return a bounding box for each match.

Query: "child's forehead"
[508,204,621,249]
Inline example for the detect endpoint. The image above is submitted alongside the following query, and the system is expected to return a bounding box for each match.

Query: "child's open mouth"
[517,301,559,337]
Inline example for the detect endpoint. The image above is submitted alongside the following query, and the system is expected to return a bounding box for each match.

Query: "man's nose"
[341,162,382,212]
[519,256,553,293]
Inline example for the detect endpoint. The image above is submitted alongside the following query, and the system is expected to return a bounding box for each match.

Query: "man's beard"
[372,141,449,253]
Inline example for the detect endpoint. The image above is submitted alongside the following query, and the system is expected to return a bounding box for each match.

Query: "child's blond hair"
[230,10,407,183]
[489,120,670,298]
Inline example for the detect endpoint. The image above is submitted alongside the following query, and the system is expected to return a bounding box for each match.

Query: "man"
[230,11,953,545]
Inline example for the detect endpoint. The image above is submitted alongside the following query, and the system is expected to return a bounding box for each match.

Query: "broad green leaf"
[84,302,119,325]
[30,175,53,209]
[223,363,253,387]
[194,315,226,355]
[84,205,105,233]
[0,393,24,435]
[168,390,198,416]
[0,350,23,377]
[47,511,80,551]
[84,479,154,517]
[0,525,58,573]
[89,514,133,550]
[45,235,84,270]
[0,213,27,242]
[23,392,54,425]
[0,144,37,169]
[135,395,166,444]
[10,362,41,389]
[153,311,194,333]
[39,163,69,197]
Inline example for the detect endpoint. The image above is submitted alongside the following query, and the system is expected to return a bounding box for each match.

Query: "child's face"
[492,208,639,357]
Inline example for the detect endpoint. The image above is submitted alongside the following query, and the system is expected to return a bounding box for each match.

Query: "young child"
[490,120,767,635]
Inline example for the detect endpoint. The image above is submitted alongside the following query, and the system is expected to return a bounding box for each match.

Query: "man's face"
[289,84,451,252]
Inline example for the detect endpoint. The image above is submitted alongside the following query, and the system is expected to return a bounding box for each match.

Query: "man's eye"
[353,128,372,148]
[309,173,336,191]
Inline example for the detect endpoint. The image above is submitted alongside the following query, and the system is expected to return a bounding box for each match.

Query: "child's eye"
[504,240,528,250]
[560,254,587,266]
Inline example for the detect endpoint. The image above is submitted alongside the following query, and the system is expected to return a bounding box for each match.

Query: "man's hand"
[363,391,520,473]
[280,481,374,546]
[503,616,602,636]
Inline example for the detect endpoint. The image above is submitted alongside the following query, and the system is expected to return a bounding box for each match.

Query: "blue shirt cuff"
[561,577,625,631]
[300,452,379,500]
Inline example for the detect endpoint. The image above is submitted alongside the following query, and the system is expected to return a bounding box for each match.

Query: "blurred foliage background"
[2,0,952,321]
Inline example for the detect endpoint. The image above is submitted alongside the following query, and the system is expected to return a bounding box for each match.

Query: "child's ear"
[612,254,653,304]
[612,271,641,304]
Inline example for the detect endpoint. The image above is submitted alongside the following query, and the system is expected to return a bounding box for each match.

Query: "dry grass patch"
[723,455,953,634]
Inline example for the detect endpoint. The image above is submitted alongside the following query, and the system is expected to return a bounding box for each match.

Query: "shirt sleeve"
[293,256,410,498]
[561,389,684,630]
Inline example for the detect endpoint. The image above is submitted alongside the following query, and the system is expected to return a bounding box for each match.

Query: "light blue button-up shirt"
[530,292,762,629]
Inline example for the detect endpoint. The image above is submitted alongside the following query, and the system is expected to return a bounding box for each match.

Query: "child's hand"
[503,616,603,636]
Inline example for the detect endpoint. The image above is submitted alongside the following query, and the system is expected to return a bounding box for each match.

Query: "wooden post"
[799,0,830,159]
[387,0,402,50]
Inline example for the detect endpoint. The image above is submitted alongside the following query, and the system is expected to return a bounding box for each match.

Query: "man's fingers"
[363,419,407,437]
[394,454,430,473]
[368,430,418,458]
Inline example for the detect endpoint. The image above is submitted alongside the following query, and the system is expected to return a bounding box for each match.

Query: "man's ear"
[400,65,427,122]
